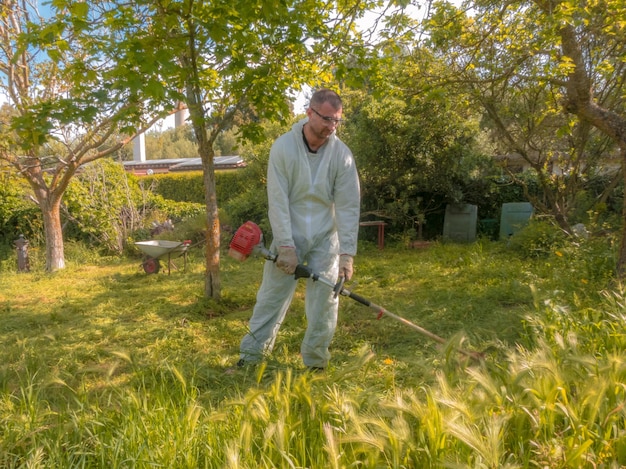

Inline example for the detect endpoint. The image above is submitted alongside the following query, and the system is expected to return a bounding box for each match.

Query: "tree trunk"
[202,158,221,299]
[556,21,626,277]
[187,115,221,299]
[182,79,221,298]
[41,197,66,272]
[179,21,222,299]
[617,148,626,278]
[184,98,221,299]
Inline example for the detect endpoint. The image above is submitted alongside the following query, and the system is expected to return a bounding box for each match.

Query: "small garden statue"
[14,234,30,272]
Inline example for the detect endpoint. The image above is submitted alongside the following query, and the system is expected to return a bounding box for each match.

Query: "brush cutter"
[229,221,483,362]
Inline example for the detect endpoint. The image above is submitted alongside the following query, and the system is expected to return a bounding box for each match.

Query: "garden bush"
[506,218,568,258]
[0,174,43,244]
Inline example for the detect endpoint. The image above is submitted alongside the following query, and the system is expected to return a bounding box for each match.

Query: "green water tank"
[499,202,534,240]
[443,204,478,242]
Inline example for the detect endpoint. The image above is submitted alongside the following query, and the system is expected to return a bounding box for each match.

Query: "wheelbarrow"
[135,240,191,274]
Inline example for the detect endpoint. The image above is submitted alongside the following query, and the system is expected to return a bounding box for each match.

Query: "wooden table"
[359,220,387,249]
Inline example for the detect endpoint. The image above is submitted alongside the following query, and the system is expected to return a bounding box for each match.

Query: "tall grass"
[1,237,625,467]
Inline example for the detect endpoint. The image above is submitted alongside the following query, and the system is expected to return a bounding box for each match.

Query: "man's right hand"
[276,246,298,275]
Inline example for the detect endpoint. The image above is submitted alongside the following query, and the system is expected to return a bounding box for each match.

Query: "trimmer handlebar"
[296,265,371,306]
[294,264,345,299]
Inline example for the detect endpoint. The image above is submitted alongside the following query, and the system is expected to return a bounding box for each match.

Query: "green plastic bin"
[443,204,478,242]
[499,202,533,240]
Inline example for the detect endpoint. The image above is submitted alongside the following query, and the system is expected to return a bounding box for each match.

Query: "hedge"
[139,170,245,205]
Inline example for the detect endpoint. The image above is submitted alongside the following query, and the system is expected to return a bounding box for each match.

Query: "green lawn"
[1,238,624,467]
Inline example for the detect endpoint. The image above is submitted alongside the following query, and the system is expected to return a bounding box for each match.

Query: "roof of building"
[169,156,245,172]
[123,156,246,175]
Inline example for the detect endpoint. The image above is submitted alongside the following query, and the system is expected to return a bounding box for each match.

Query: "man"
[238,88,360,370]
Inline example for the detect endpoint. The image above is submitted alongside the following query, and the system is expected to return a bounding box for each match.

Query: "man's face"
[306,102,343,140]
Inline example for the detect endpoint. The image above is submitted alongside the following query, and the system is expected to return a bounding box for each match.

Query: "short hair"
[309,88,342,110]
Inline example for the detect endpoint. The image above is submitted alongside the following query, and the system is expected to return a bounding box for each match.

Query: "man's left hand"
[338,254,353,281]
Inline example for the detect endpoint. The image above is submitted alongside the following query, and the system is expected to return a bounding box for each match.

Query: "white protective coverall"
[239,117,360,368]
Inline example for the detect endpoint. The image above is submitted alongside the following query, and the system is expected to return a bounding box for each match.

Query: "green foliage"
[506,218,568,258]
[550,233,617,287]
[140,196,206,249]
[142,172,206,204]
[341,90,498,237]
[570,174,624,226]
[220,180,270,234]
[0,174,43,244]
[64,159,146,253]
[141,170,246,207]
[525,285,626,356]
[0,1,184,271]
[148,195,205,223]
[63,160,204,253]
[159,212,208,246]
[483,173,543,219]
[506,217,616,286]
[422,0,626,246]
[213,127,240,156]
[144,126,198,160]
[219,119,289,233]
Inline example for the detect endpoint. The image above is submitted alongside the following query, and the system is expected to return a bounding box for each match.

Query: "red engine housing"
[228,221,263,261]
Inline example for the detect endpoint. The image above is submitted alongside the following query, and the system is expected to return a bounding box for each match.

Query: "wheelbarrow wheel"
[142,257,161,274]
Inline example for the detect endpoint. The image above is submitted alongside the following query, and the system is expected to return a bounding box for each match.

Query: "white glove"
[276,246,298,275]
[338,254,353,281]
